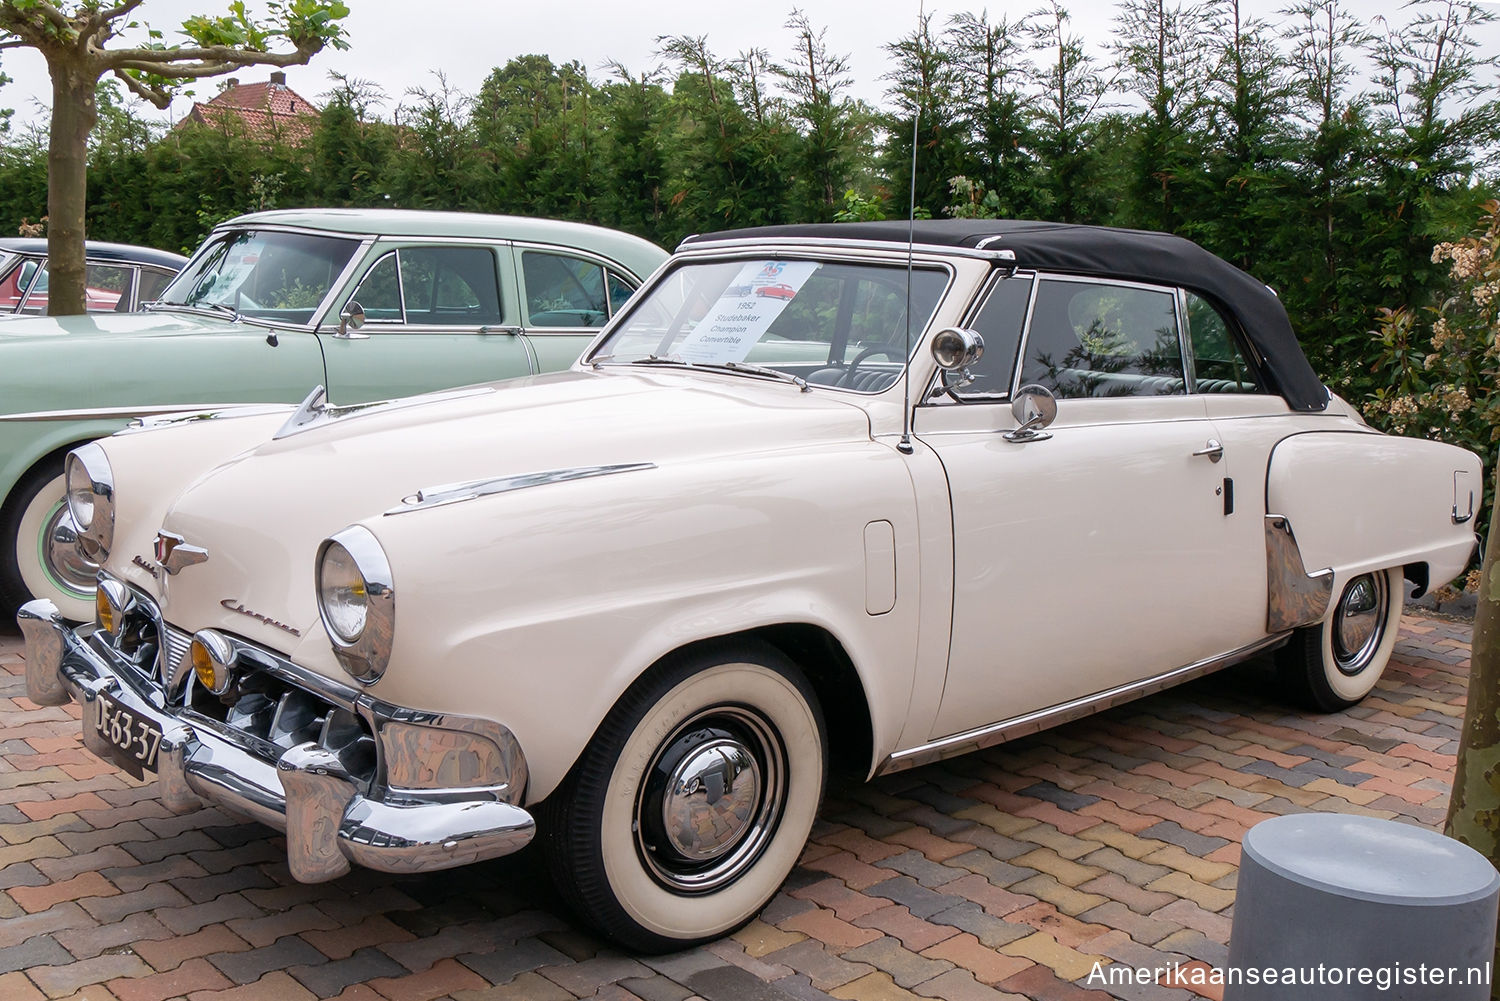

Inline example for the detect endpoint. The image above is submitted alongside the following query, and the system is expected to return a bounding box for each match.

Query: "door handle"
[1193,439,1224,463]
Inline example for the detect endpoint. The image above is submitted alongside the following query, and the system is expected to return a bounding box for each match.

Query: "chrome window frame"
[1010,272,1190,400]
[515,243,631,336]
[585,248,960,397]
[152,223,375,332]
[919,268,1038,405]
[348,249,408,325]
[338,239,515,335]
[1178,287,1271,395]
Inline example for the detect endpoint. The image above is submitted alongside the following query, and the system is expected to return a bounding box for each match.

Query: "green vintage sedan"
[0,208,666,622]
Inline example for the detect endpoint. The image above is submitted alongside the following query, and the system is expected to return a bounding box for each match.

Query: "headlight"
[65,443,115,561]
[316,526,394,684]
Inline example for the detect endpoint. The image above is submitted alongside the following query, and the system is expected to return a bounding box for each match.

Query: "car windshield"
[593,258,949,393]
[158,229,360,325]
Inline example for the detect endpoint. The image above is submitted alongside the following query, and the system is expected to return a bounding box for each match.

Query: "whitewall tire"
[2,466,99,623]
[542,641,826,952]
[1277,567,1403,712]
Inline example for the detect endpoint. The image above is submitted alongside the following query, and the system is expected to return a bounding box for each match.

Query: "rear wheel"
[1277,567,1402,712]
[1,462,98,624]
[541,641,826,952]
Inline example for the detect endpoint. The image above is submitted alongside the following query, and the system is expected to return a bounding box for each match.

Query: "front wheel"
[541,641,826,952]
[1277,567,1402,712]
[1,462,99,624]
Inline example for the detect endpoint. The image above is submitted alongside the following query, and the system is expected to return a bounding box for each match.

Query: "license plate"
[95,693,163,776]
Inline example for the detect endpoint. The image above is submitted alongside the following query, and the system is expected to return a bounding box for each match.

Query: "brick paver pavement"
[0,612,1474,1001]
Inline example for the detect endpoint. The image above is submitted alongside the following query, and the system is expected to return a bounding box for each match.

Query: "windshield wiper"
[629,355,690,367]
[183,300,242,321]
[714,361,811,393]
[625,355,811,392]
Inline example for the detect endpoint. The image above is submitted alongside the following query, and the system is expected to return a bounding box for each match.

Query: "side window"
[85,263,133,312]
[398,247,502,326]
[353,252,404,321]
[1019,279,1185,399]
[1185,292,1264,394]
[0,258,39,312]
[523,251,608,327]
[137,267,176,305]
[947,274,1032,400]
[18,264,50,314]
[606,271,636,316]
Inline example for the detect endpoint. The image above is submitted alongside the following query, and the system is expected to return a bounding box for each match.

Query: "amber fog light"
[95,587,115,634]
[190,630,237,695]
[96,578,129,635]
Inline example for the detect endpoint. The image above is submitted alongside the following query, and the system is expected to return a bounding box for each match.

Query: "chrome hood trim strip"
[0,403,250,423]
[386,462,658,515]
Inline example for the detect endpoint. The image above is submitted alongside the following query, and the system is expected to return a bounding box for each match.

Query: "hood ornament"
[154,531,208,575]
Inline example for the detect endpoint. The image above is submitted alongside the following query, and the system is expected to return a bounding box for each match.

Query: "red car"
[756,282,797,300]
[0,239,187,315]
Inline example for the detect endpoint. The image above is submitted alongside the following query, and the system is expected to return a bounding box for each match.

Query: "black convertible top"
[682,220,1329,412]
[0,238,188,270]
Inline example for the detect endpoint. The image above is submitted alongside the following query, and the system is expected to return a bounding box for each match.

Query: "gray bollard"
[1225,814,1499,1000]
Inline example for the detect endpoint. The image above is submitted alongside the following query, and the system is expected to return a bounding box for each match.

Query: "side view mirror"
[1004,384,1057,443]
[337,300,367,339]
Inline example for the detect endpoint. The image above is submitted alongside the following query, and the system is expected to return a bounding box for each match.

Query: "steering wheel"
[841,344,904,389]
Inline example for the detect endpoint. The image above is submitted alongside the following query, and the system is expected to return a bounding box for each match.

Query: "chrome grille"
[162,627,191,685]
[100,576,378,794]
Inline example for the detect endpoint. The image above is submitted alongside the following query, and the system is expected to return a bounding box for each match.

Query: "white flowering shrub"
[1368,200,1500,594]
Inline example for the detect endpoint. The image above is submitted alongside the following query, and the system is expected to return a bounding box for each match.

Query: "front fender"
[90,407,297,597]
[348,443,922,803]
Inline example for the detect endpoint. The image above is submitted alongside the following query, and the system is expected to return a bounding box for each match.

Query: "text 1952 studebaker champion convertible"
[20,220,1481,951]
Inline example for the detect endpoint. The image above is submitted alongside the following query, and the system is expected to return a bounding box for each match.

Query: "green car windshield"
[158,229,361,325]
[593,258,949,393]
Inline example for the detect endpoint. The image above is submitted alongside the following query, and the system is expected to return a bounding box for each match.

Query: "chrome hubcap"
[41,501,97,596]
[1333,572,1386,675]
[636,708,785,893]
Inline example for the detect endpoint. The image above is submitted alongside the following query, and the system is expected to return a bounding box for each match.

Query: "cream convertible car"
[21,221,1481,951]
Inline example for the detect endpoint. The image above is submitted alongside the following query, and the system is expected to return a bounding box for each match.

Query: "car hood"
[0,308,237,341]
[139,369,874,655]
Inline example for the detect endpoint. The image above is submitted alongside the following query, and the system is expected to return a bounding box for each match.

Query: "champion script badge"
[131,555,161,580]
[220,599,302,637]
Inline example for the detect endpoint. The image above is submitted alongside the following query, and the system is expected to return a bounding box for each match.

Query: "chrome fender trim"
[876,632,1291,776]
[1266,514,1335,632]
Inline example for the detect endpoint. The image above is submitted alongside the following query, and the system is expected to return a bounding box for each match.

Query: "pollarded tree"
[0,0,349,315]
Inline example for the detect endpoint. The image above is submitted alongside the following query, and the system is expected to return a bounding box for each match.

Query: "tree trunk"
[46,59,99,317]
[1445,462,1500,999]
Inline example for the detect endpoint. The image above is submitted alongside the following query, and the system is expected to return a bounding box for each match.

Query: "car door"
[514,245,641,372]
[318,242,533,405]
[916,273,1268,740]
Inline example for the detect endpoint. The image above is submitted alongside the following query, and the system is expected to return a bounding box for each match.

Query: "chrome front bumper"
[17,598,535,882]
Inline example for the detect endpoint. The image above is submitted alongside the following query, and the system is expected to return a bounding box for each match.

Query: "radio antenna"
[896,5,923,457]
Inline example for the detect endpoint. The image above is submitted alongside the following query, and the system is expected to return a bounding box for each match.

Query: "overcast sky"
[1,0,1497,130]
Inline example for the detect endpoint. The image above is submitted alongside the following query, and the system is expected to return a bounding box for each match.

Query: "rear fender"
[1266,431,1481,604]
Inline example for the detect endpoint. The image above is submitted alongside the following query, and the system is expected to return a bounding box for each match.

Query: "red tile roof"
[179,77,320,143]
